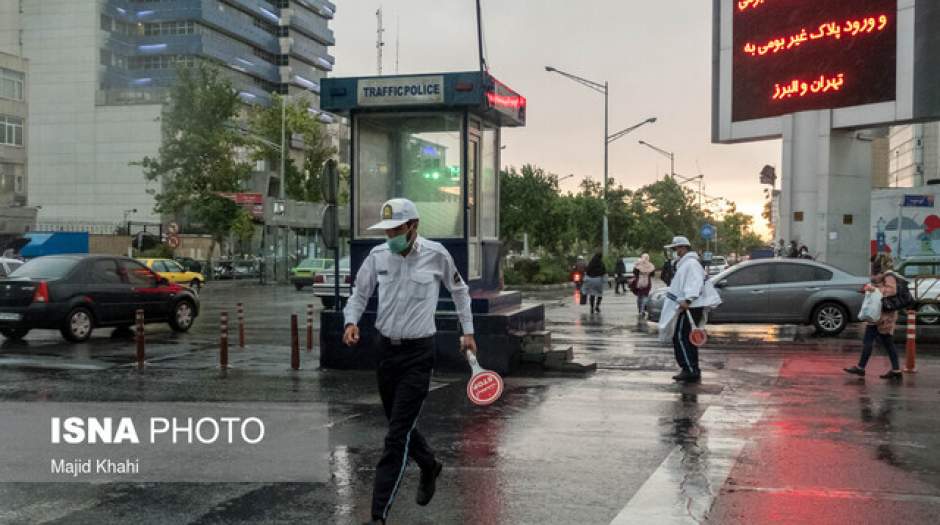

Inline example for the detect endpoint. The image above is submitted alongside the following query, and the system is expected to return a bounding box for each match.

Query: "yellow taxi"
[139,258,206,290]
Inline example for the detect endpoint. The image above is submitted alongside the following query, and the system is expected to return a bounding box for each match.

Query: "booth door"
[467,132,482,280]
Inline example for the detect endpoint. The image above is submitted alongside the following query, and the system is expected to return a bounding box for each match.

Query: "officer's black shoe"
[674,370,699,382]
[363,519,384,525]
[844,366,866,377]
[672,370,688,381]
[416,461,443,506]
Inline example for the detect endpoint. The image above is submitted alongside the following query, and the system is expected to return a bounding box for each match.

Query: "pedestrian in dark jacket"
[660,252,675,286]
[583,252,607,313]
[614,257,628,294]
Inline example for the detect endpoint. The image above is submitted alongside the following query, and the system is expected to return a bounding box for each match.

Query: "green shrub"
[503,267,524,286]
[136,245,175,259]
[505,256,569,285]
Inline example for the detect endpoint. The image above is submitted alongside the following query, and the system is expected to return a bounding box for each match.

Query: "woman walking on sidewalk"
[845,253,903,380]
[631,253,655,319]
[583,251,607,314]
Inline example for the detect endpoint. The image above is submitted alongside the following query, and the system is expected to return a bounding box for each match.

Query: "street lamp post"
[638,140,675,178]
[675,172,704,211]
[279,94,288,283]
[545,65,656,257]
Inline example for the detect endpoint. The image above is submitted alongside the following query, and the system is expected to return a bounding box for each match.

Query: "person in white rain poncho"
[657,236,721,383]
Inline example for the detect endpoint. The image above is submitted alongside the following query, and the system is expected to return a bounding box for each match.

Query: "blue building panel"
[289,6,335,46]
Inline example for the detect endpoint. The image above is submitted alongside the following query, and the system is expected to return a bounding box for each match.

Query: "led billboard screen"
[732,0,897,122]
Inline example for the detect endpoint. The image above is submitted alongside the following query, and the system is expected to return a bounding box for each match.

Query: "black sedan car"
[0,254,199,342]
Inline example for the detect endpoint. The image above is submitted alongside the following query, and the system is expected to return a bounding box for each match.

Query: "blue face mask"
[387,227,413,254]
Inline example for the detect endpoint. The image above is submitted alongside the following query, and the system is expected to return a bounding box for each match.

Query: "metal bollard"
[135,309,145,370]
[237,302,245,348]
[904,309,917,373]
[306,304,313,352]
[220,311,229,368]
[291,314,300,370]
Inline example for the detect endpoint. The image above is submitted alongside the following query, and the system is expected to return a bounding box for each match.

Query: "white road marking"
[609,362,782,525]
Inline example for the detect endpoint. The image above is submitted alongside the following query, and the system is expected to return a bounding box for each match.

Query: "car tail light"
[314,275,325,283]
[33,281,50,303]
[344,275,351,284]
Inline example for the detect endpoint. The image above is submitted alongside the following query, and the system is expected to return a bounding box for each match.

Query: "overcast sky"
[331,0,782,235]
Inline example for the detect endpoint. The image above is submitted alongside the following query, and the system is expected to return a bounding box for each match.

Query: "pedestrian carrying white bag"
[859,289,883,322]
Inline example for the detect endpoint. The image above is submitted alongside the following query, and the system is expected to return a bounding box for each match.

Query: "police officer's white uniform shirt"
[343,236,474,339]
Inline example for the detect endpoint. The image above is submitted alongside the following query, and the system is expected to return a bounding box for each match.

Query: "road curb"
[505,282,574,292]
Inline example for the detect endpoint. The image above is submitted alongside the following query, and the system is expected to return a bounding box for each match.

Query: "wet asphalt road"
[0,283,939,524]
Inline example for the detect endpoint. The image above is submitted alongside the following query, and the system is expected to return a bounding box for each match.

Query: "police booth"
[318,71,543,374]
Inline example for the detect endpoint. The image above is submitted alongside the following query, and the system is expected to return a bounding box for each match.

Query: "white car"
[313,257,351,308]
[897,256,940,324]
[707,256,729,276]
[0,257,24,278]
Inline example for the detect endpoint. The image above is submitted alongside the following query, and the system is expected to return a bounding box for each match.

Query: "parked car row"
[291,257,352,307]
[0,254,199,342]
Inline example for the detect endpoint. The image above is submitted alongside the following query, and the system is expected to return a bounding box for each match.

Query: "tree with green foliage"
[498,163,767,264]
[136,62,252,254]
[249,94,337,203]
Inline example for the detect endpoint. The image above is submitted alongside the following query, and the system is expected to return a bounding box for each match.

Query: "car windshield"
[711,257,726,264]
[10,257,79,279]
[165,260,184,272]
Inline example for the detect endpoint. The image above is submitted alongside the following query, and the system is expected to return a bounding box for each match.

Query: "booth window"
[356,113,463,238]
[480,123,498,239]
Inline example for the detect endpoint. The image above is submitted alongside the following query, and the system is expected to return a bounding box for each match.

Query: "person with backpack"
[844,253,909,380]
[631,253,656,318]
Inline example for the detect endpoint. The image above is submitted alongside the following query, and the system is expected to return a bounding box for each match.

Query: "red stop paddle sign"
[687,311,708,346]
[466,351,503,406]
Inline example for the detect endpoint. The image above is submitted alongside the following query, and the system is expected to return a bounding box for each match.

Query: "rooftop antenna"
[475,0,487,72]
[376,7,385,75]
[395,15,400,74]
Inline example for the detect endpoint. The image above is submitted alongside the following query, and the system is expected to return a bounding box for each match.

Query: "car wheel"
[169,300,195,333]
[0,327,29,340]
[812,302,848,336]
[61,307,94,342]
[294,283,304,291]
[918,303,940,325]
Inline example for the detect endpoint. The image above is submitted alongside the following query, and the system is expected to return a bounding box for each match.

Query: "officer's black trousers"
[673,307,703,373]
[372,336,437,521]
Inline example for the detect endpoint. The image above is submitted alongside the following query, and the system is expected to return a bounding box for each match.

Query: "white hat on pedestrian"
[368,198,420,230]
[664,236,692,248]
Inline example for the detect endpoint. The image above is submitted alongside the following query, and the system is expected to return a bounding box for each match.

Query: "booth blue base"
[319,301,545,376]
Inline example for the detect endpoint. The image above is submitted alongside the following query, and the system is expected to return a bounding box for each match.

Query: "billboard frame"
[711,0,939,144]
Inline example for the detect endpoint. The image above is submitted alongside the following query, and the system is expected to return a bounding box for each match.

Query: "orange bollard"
[220,311,229,369]
[306,304,313,352]
[237,302,245,348]
[291,314,300,370]
[904,309,917,373]
[135,309,145,370]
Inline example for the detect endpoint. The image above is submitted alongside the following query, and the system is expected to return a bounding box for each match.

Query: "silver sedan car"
[647,259,869,336]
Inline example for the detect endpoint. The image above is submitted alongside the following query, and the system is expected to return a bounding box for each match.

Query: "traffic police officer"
[343,198,477,525]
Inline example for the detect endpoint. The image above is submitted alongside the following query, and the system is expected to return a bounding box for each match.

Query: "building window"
[843,214,853,225]
[143,20,196,36]
[0,116,24,146]
[0,68,25,101]
[128,55,197,70]
[793,211,804,222]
